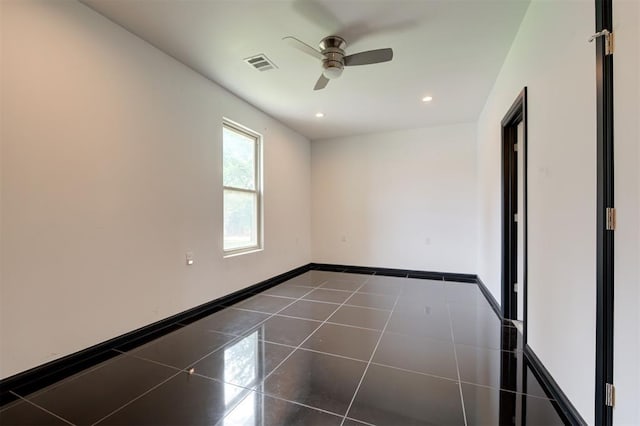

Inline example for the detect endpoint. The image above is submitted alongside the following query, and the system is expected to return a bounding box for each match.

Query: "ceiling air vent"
[244,54,277,72]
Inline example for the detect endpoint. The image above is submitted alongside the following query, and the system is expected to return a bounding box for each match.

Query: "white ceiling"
[82,0,529,140]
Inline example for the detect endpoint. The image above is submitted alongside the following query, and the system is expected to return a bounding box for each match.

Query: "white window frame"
[222,120,263,256]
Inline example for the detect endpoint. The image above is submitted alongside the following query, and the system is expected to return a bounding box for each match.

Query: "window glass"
[223,122,261,254]
[223,127,255,190]
[223,189,258,251]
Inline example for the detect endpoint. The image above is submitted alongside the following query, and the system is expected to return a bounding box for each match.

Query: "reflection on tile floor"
[0,270,565,425]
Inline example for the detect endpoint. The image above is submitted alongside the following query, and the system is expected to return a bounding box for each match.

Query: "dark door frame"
[500,87,528,342]
[594,0,614,423]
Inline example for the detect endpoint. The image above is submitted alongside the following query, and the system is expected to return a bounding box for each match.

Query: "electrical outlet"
[186,251,194,266]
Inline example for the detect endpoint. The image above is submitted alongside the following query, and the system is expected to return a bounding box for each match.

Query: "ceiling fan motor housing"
[320,36,346,79]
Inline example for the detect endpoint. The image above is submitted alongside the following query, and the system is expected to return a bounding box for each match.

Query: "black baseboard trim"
[524,345,587,426]
[0,263,312,406]
[475,276,503,319]
[475,276,584,425]
[309,263,478,283]
[2,260,583,426]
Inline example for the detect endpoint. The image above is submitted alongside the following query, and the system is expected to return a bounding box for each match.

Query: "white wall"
[475,0,596,423]
[612,0,640,424]
[311,124,477,273]
[0,0,311,379]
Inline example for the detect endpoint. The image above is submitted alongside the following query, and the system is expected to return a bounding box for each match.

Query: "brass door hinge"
[605,383,615,407]
[589,30,614,55]
[606,207,616,231]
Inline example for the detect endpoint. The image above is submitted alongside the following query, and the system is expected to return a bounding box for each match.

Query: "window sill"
[223,247,263,259]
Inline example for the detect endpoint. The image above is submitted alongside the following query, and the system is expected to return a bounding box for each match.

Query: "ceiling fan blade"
[344,48,393,66]
[292,0,341,35]
[313,74,329,91]
[283,36,324,61]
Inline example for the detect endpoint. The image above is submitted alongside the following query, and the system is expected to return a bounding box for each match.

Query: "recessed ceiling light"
[315,112,325,118]
[422,96,433,102]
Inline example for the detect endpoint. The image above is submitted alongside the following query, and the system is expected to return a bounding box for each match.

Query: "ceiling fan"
[283,35,393,90]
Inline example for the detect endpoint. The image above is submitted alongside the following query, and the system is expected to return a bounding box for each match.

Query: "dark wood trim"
[595,0,615,423]
[522,90,529,346]
[524,345,588,425]
[499,342,519,425]
[309,263,478,283]
[476,274,586,425]
[500,88,528,345]
[0,263,312,405]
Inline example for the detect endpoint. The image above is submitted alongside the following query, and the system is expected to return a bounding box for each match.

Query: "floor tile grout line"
[453,341,524,354]
[89,371,184,426]
[262,296,395,312]
[180,280,326,360]
[319,283,367,292]
[307,285,404,298]
[129,331,531,396]
[208,376,283,426]
[205,375,352,425]
[231,308,388,333]
[261,283,368,381]
[94,280,326,423]
[246,310,325,323]
[9,350,125,402]
[299,299,393,312]
[456,380,557,401]
[339,292,401,426]
[119,326,235,355]
[242,298,339,307]
[180,309,532,397]
[379,328,456,345]
[252,344,462,386]
[245,293,306,300]
[127,334,370,372]
[251,277,374,394]
[323,321,385,333]
[378,324,522,351]
[8,392,75,426]
[214,274,377,426]
[342,303,393,312]
[111,349,190,373]
[447,303,468,426]
[292,347,370,364]
[367,362,460,384]
[262,287,399,310]
[175,283,325,372]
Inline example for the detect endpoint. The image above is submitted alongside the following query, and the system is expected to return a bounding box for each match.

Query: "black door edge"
[594,0,614,424]
[500,87,528,345]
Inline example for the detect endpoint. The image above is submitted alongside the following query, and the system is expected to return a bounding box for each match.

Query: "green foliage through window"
[223,123,260,252]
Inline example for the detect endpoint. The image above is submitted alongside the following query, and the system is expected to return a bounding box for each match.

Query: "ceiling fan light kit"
[319,35,346,80]
[283,35,393,91]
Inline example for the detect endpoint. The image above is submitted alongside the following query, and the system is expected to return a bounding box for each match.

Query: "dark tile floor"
[0,271,565,425]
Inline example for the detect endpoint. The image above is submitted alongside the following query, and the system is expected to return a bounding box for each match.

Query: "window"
[223,121,262,254]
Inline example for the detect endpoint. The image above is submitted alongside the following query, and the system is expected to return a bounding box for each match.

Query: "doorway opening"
[501,88,528,340]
